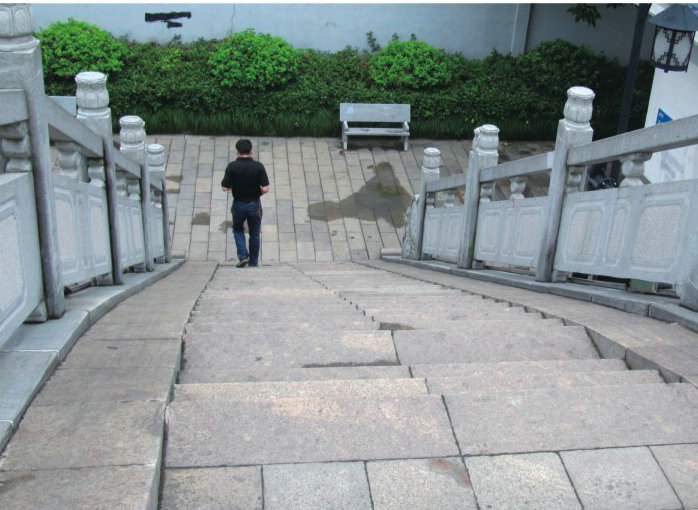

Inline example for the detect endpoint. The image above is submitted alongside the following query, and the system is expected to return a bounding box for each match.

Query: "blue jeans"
[232,200,262,265]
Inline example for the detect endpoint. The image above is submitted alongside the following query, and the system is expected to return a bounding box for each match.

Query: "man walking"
[221,139,270,267]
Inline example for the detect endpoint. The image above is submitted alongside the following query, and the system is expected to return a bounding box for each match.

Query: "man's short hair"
[236,139,253,155]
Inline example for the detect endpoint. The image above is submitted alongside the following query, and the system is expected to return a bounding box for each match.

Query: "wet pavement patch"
[218,220,233,233]
[308,161,412,228]
[191,212,210,225]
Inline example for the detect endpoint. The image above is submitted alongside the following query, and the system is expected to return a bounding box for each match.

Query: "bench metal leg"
[403,137,409,152]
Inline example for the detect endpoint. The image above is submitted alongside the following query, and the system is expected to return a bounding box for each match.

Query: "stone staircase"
[161,262,698,509]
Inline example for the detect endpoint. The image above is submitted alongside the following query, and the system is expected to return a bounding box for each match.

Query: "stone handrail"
[404,85,698,312]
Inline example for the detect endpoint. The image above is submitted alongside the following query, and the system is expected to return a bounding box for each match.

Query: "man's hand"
[260,185,270,195]
[222,187,230,192]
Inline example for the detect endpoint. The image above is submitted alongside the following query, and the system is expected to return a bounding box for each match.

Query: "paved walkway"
[153,135,553,262]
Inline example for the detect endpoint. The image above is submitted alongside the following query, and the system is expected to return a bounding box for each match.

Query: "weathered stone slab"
[627,344,698,381]
[166,395,458,466]
[411,359,629,378]
[0,465,159,510]
[175,378,427,401]
[394,326,597,365]
[465,453,581,510]
[1,310,88,358]
[187,319,377,331]
[179,365,411,383]
[60,338,181,369]
[264,462,371,510]
[32,367,175,405]
[0,421,11,452]
[161,466,262,510]
[0,351,58,424]
[447,384,698,455]
[82,321,187,340]
[367,457,477,510]
[651,444,698,508]
[2,401,164,470]
[183,331,396,369]
[561,447,681,510]
[428,370,663,393]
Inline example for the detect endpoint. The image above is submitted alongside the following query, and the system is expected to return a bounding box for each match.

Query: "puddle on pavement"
[218,220,233,233]
[308,161,412,229]
[191,212,210,225]
[379,322,413,331]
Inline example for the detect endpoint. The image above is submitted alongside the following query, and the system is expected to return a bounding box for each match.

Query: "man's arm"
[260,185,269,195]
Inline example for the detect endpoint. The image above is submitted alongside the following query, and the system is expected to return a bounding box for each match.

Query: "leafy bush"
[369,41,453,89]
[37,19,129,82]
[208,29,301,90]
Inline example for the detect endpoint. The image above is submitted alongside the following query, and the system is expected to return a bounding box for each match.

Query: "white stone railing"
[404,86,698,312]
[0,4,171,346]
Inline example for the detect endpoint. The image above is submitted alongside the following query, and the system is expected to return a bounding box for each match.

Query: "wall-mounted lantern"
[648,4,698,73]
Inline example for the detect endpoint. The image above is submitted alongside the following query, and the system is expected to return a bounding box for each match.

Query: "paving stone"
[161,466,262,510]
[82,321,188,340]
[411,359,629,378]
[1,310,88,357]
[0,420,11,452]
[561,447,682,510]
[179,365,411,383]
[32,367,175,405]
[264,462,371,510]
[627,344,698,381]
[165,395,458,466]
[174,378,426,401]
[0,465,159,510]
[60,338,181,369]
[427,370,663,393]
[182,330,396,369]
[465,453,581,510]
[367,457,477,510]
[447,383,698,455]
[394,325,597,365]
[0,351,58,424]
[2,401,164,470]
[651,444,698,508]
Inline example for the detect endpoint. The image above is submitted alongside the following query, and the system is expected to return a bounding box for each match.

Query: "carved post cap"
[0,4,34,49]
[119,116,146,143]
[474,124,500,154]
[147,143,166,181]
[422,147,441,171]
[564,86,595,126]
[76,72,109,110]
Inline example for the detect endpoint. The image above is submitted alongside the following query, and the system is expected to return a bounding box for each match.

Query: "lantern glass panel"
[651,27,695,71]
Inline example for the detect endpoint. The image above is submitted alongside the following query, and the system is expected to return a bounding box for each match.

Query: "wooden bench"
[340,103,411,151]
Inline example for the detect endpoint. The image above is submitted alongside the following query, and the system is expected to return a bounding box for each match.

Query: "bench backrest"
[340,103,410,123]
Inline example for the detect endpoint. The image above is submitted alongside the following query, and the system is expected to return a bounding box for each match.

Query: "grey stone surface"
[0,351,58,424]
[0,465,159,510]
[166,395,458,467]
[465,453,581,510]
[411,359,629,378]
[179,365,411,383]
[61,338,181,369]
[651,444,698,508]
[627,344,698,381]
[182,330,396,369]
[32,367,175,405]
[161,466,262,510]
[447,383,698,455]
[367,457,477,510]
[82,320,188,340]
[394,325,597,365]
[175,378,427,401]
[561,447,682,510]
[2,401,164,470]
[427,370,663,393]
[264,462,371,510]
[650,303,698,334]
[0,420,11,452]
[1,310,88,357]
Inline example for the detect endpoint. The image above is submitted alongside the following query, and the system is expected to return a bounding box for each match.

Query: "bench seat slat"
[340,103,410,151]
[344,127,409,136]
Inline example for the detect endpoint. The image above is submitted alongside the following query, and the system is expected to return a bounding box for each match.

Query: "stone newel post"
[458,124,499,268]
[0,3,64,317]
[413,147,441,259]
[535,86,595,282]
[147,143,172,263]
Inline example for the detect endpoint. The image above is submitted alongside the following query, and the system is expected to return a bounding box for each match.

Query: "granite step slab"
[179,365,411,383]
[174,378,427,401]
[394,325,598,364]
[446,382,698,455]
[184,321,379,333]
[426,369,664,393]
[411,359,630,378]
[165,395,459,467]
[181,330,397,369]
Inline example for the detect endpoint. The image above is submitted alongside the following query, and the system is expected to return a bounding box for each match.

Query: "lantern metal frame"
[648,4,698,73]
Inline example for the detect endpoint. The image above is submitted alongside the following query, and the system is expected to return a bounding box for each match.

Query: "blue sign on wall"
[656,108,673,124]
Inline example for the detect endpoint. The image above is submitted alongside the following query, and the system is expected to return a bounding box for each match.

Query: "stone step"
[411,359,629,378]
[394,325,598,364]
[182,330,397,369]
[189,307,364,318]
[174,378,427,401]
[374,310,541,326]
[363,304,531,317]
[184,321,379,333]
[426,369,664,393]
[179,365,412,384]
[446,383,698,455]
[165,395,459,467]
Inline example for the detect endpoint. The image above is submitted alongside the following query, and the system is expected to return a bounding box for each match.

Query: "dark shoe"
[236,257,249,268]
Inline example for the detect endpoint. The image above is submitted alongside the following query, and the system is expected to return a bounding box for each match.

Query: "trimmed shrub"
[37,19,129,83]
[208,29,301,90]
[369,40,453,89]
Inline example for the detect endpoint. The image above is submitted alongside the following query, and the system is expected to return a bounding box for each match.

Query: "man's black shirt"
[221,157,269,201]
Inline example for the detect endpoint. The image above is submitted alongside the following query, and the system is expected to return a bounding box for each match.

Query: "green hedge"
[38,22,653,140]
